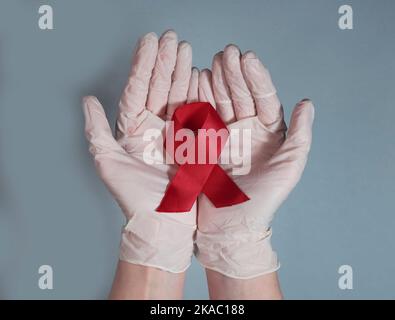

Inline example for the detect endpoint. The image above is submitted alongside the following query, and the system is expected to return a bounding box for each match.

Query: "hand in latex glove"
[83,31,200,273]
[195,45,315,279]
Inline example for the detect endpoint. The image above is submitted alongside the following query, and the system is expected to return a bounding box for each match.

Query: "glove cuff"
[119,214,195,273]
[194,228,280,279]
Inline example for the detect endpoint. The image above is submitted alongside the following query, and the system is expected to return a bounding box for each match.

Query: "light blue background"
[0,0,394,299]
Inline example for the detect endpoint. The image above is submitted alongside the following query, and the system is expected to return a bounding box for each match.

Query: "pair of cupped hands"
[83,30,314,279]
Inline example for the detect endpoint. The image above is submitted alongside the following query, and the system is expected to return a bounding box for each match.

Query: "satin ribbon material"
[157,102,249,213]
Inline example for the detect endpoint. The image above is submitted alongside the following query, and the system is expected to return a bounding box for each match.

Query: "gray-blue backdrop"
[0,0,394,299]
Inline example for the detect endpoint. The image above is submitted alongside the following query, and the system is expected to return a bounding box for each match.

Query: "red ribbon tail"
[202,165,250,208]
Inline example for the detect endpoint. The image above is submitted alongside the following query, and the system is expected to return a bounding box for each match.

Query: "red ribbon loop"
[156,102,249,213]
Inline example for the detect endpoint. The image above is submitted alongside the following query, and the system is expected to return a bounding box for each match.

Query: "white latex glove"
[195,45,315,279]
[83,31,200,273]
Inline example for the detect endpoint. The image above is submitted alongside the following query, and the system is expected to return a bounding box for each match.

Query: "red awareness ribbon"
[156,102,249,213]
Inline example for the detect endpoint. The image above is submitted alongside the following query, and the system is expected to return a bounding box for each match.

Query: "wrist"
[206,268,283,300]
[109,261,186,300]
